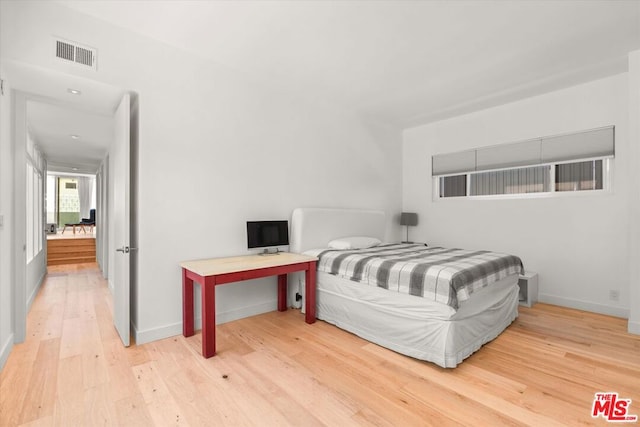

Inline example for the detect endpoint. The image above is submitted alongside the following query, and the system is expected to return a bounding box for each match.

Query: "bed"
[290,207,523,368]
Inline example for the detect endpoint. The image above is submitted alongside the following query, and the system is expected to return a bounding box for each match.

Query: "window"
[433,126,613,199]
[26,163,33,261]
[439,175,467,198]
[26,158,44,262]
[26,139,44,263]
[555,159,603,192]
[470,165,550,196]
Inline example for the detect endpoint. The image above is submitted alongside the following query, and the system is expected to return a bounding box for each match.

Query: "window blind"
[432,126,614,176]
[432,149,475,176]
[541,127,614,163]
[475,139,541,171]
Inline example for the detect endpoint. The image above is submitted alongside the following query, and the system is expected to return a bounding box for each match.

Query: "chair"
[80,209,96,232]
[81,209,96,226]
[62,209,96,235]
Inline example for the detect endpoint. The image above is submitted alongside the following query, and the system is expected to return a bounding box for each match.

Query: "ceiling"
[5,60,123,175]
[56,0,640,126]
[27,101,114,175]
[15,1,640,174]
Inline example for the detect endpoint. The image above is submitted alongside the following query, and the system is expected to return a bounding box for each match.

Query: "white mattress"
[314,271,519,368]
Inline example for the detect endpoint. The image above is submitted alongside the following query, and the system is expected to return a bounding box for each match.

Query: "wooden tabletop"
[179,252,318,277]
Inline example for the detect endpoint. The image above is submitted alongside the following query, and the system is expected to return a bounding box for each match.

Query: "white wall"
[0,2,402,345]
[0,67,14,370]
[403,73,632,319]
[131,44,402,342]
[628,50,640,334]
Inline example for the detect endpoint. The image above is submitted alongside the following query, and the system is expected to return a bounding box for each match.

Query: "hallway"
[0,263,141,425]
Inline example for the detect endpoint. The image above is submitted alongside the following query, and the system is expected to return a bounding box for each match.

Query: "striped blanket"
[313,243,524,310]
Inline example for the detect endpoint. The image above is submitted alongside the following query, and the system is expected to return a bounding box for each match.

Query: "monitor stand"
[259,248,281,256]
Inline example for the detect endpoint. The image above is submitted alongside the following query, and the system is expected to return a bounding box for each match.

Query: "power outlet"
[609,290,620,301]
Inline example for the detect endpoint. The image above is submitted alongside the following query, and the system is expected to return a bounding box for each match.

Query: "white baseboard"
[0,333,14,372]
[132,299,278,345]
[628,320,640,335]
[539,293,629,319]
[26,270,46,311]
[131,321,179,346]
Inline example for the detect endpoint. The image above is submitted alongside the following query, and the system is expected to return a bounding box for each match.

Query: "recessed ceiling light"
[67,88,81,95]
[70,134,80,139]
[72,167,78,171]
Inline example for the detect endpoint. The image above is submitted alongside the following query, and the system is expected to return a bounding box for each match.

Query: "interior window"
[439,175,467,198]
[555,160,603,192]
[470,165,551,196]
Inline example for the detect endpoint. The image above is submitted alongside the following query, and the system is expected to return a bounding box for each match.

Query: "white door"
[113,93,131,346]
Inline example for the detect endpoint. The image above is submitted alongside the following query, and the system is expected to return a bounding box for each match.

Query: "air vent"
[54,38,97,70]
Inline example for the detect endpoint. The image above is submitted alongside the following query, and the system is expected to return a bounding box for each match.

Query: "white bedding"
[305,244,524,309]
[290,208,520,368]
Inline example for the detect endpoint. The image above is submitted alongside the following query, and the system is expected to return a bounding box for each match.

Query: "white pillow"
[328,236,381,250]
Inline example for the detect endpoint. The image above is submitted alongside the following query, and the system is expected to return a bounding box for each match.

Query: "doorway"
[45,173,97,267]
[6,62,136,350]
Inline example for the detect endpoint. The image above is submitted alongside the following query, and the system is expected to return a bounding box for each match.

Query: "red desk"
[180,252,318,358]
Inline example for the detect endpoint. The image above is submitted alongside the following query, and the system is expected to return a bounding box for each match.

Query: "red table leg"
[201,276,216,358]
[182,268,194,337]
[277,274,287,311]
[305,261,317,324]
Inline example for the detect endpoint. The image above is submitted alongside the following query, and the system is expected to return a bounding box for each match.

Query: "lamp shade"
[400,212,418,226]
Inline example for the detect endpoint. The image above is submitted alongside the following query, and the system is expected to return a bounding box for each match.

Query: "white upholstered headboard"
[290,208,386,254]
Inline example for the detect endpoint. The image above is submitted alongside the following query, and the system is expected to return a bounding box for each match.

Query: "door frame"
[12,90,28,343]
[8,82,138,351]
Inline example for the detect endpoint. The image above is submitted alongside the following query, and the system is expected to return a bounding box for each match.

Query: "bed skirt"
[315,272,520,368]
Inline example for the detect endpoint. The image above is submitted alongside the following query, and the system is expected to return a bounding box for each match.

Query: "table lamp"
[400,212,418,243]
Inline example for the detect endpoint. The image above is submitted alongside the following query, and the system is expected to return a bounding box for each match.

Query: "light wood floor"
[1,263,639,426]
